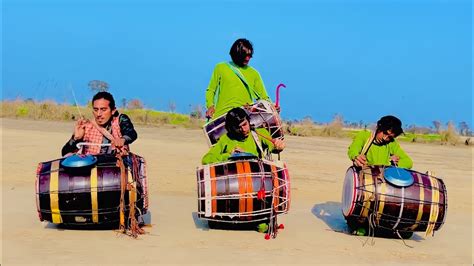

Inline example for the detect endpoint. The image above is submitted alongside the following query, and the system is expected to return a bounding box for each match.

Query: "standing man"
[348,115,413,169]
[205,38,272,120]
[61,91,137,156]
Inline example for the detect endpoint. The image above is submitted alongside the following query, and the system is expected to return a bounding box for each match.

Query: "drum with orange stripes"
[196,159,290,223]
[342,166,447,234]
[35,153,149,225]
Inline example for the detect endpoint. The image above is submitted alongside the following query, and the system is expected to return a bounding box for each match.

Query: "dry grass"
[0,100,204,129]
[440,121,460,145]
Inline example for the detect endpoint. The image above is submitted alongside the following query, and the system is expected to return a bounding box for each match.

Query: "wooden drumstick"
[254,130,275,143]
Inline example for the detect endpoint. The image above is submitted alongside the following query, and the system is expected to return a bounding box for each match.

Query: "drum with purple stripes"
[35,153,149,226]
[341,166,447,233]
[196,159,290,223]
[203,100,284,146]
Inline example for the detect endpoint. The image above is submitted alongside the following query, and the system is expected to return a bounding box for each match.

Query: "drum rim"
[342,167,358,217]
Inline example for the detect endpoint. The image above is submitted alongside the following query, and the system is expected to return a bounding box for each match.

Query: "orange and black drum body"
[196,159,290,223]
[342,166,447,233]
[35,153,148,226]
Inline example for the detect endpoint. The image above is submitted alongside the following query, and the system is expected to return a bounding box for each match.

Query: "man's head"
[91,91,117,126]
[375,115,404,144]
[229,38,253,67]
[225,107,251,140]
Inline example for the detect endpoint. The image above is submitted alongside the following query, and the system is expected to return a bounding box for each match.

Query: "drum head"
[341,167,358,217]
[61,154,97,168]
[228,152,258,160]
[384,167,414,187]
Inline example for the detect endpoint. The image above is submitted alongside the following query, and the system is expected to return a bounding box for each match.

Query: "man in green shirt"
[205,38,272,119]
[202,107,285,164]
[348,115,413,169]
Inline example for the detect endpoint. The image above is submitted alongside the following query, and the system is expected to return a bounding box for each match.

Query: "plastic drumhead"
[383,167,414,187]
[341,167,358,217]
[61,154,97,168]
[228,152,258,160]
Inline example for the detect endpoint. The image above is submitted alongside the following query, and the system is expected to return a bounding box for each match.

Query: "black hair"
[225,107,250,140]
[92,91,116,110]
[229,38,253,67]
[376,115,404,136]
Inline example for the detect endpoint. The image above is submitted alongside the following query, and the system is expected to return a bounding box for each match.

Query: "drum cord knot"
[117,155,146,238]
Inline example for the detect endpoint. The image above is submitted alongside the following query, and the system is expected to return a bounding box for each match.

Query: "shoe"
[355,227,366,236]
[257,223,269,233]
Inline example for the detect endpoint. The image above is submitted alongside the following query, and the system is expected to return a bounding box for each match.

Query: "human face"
[242,48,253,66]
[92,98,115,126]
[238,119,251,137]
[375,129,396,144]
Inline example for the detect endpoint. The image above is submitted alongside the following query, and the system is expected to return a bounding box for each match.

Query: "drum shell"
[35,154,148,225]
[196,159,290,223]
[342,166,447,232]
[203,100,284,146]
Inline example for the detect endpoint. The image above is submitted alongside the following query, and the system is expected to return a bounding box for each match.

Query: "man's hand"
[205,106,215,119]
[232,146,244,153]
[272,138,285,150]
[390,155,400,165]
[112,137,126,148]
[73,119,88,140]
[274,104,281,113]
[353,154,367,167]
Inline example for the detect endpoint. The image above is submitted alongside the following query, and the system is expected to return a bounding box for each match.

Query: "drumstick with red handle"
[275,83,286,109]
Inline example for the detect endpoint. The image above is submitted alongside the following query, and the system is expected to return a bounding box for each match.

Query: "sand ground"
[1,118,472,265]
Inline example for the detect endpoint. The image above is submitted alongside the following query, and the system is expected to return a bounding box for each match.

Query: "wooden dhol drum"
[342,166,447,234]
[196,159,290,223]
[203,100,284,146]
[36,153,149,226]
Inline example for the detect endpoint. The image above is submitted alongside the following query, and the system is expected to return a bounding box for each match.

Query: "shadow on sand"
[311,202,424,242]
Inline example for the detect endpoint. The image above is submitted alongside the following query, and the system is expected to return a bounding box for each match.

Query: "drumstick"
[275,83,286,108]
[254,130,275,143]
[70,84,84,119]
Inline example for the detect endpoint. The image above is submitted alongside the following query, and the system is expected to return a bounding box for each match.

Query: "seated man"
[202,107,284,164]
[61,91,137,156]
[348,115,413,169]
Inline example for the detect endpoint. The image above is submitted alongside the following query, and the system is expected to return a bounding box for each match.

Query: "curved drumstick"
[275,83,286,108]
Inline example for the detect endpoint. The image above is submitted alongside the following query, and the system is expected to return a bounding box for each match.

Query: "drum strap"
[251,130,266,159]
[361,131,375,156]
[117,156,145,238]
[226,62,261,101]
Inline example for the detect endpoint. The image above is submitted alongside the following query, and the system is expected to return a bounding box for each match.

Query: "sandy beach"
[1,118,472,265]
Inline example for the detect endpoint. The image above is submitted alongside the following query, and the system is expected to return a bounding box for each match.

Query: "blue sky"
[2,0,472,128]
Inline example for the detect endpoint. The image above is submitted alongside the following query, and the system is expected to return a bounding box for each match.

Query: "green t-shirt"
[202,128,274,164]
[205,62,271,118]
[347,130,413,169]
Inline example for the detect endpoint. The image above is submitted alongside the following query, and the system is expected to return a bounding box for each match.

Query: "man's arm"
[119,114,137,144]
[202,140,229,165]
[205,66,220,109]
[347,131,369,161]
[390,141,413,169]
[61,135,80,156]
[252,70,270,101]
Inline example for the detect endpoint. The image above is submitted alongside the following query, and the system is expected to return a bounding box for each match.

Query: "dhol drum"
[342,166,447,234]
[36,153,149,226]
[203,100,284,146]
[196,159,290,223]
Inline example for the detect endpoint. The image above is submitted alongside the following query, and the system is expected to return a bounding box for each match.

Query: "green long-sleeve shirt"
[347,130,413,169]
[202,128,274,164]
[205,61,271,118]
